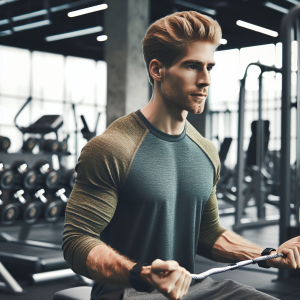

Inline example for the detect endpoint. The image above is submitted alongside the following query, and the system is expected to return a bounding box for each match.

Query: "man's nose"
[196,69,210,87]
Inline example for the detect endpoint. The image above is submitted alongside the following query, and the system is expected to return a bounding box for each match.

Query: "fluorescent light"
[175,0,217,15]
[13,20,51,32]
[0,29,12,36]
[0,0,18,5]
[0,19,9,26]
[97,35,108,42]
[286,0,300,5]
[236,20,278,37]
[263,2,289,14]
[51,0,97,13]
[45,26,103,42]
[12,9,48,22]
[220,38,227,45]
[68,4,108,17]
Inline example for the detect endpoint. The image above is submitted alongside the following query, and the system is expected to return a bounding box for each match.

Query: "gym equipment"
[0,190,19,225]
[0,162,16,190]
[234,62,281,231]
[191,252,284,280]
[34,189,62,222]
[34,160,61,189]
[80,113,101,142]
[40,138,60,153]
[279,6,300,279]
[58,134,70,154]
[13,189,41,224]
[0,135,11,152]
[12,159,38,189]
[22,137,37,152]
[53,253,284,300]
[59,167,76,190]
[14,96,64,153]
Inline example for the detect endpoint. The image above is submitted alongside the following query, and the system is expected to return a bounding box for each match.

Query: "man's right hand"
[140,259,192,300]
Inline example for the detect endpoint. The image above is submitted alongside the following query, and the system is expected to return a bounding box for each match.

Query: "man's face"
[160,41,215,114]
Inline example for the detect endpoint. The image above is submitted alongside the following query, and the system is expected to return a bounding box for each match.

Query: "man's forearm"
[212,230,265,263]
[86,243,136,286]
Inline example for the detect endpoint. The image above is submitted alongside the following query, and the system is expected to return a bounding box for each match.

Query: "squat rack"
[279,4,300,279]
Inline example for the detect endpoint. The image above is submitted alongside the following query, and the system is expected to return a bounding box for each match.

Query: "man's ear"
[149,59,164,83]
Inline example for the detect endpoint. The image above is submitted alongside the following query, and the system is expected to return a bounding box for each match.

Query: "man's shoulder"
[82,111,148,159]
[185,120,220,177]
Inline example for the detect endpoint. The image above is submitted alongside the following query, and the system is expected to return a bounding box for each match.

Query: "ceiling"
[0,0,297,61]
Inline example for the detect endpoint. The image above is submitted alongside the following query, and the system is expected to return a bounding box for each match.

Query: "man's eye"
[188,65,196,69]
[207,66,214,71]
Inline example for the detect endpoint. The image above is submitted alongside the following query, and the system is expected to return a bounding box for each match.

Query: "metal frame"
[279,4,300,279]
[233,62,282,231]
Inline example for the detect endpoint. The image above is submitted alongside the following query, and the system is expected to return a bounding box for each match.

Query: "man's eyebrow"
[182,60,216,65]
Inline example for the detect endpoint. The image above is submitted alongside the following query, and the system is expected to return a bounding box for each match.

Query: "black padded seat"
[53,287,124,300]
[53,287,92,300]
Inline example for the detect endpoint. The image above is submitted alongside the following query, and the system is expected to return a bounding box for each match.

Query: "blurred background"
[0,1,300,300]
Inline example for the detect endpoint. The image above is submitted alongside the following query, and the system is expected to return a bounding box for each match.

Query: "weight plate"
[23,202,40,224]
[0,204,19,225]
[0,170,16,190]
[45,201,62,222]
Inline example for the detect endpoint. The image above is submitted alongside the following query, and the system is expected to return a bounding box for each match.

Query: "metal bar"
[0,232,61,250]
[235,77,246,229]
[296,18,300,227]
[0,261,24,293]
[256,73,265,219]
[279,4,300,279]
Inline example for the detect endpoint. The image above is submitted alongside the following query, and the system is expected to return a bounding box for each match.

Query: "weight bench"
[53,286,124,300]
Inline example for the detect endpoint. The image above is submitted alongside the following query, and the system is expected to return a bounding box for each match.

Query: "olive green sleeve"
[62,139,119,278]
[196,184,228,260]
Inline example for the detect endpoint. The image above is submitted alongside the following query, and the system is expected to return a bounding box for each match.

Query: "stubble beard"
[161,80,207,115]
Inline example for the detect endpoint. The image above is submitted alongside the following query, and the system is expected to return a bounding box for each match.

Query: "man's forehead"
[178,41,216,64]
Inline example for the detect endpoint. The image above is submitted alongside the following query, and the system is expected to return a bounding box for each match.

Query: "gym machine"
[233,62,282,231]
[279,5,300,279]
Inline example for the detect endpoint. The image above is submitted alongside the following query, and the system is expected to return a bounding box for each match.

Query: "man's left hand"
[267,236,300,269]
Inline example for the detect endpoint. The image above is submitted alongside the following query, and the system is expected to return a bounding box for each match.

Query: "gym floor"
[1,203,300,300]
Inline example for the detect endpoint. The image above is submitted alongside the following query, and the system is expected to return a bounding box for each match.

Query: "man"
[63,11,300,300]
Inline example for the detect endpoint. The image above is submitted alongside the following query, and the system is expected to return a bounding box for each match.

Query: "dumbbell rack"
[0,152,83,294]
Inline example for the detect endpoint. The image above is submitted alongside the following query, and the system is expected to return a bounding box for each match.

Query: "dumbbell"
[59,167,76,189]
[40,139,59,153]
[34,189,62,222]
[0,136,11,152]
[55,188,69,217]
[13,189,41,224]
[0,162,16,190]
[0,190,20,225]
[34,160,61,189]
[22,137,37,152]
[12,160,38,189]
[58,135,69,154]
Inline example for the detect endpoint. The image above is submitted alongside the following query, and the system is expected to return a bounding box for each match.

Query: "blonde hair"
[142,11,222,85]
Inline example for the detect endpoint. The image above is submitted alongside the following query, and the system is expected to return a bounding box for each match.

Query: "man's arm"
[212,231,300,269]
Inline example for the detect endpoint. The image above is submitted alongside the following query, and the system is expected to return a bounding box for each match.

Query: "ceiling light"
[0,19,9,26]
[13,20,51,32]
[0,0,18,5]
[97,35,108,42]
[0,29,12,36]
[220,38,227,45]
[175,0,217,15]
[45,26,103,42]
[51,0,97,13]
[263,2,289,14]
[12,9,48,22]
[286,0,300,5]
[236,20,278,37]
[68,4,108,17]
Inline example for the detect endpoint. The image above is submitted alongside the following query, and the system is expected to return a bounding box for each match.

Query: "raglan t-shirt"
[62,110,227,299]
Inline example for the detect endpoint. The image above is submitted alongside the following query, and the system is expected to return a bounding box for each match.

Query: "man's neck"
[140,88,187,136]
